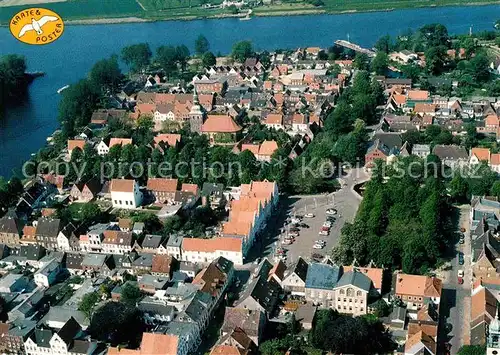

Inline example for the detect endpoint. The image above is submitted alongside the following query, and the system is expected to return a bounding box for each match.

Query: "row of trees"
[332,157,450,274]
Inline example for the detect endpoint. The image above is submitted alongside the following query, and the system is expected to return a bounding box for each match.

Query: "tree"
[310,309,395,354]
[156,46,178,78]
[457,345,487,355]
[88,302,142,347]
[468,53,491,82]
[371,52,388,75]
[419,23,449,47]
[353,53,370,70]
[194,35,210,55]
[374,34,392,53]
[88,55,122,91]
[373,299,391,317]
[78,292,100,320]
[58,79,99,137]
[491,180,500,199]
[425,45,447,75]
[449,174,469,201]
[121,43,152,73]
[231,40,253,62]
[175,45,190,71]
[202,51,216,67]
[0,55,29,109]
[120,282,142,306]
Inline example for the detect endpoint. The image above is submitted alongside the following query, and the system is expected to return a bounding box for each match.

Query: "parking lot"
[260,168,369,266]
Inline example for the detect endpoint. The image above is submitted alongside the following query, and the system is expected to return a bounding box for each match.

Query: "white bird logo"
[18,16,59,38]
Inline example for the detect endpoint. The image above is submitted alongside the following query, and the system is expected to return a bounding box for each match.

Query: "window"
[346,288,354,297]
[356,291,362,296]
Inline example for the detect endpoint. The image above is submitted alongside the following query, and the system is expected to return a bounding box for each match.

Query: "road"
[438,205,472,353]
[257,168,369,266]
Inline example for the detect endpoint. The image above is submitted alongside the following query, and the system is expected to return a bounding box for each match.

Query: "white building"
[182,237,243,265]
[110,179,142,209]
[34,260,61,287]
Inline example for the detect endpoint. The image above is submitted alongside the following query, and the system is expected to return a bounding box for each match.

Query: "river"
[0,4,499,177]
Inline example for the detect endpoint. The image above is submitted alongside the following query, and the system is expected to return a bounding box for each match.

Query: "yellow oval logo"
[9,8,64,45]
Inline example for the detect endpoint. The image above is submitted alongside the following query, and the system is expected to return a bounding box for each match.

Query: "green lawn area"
[139,0,223,11]
[0,0,498,25]
[0,0,142,24]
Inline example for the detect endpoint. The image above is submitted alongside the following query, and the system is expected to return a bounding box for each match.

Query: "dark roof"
[201,183,224,197]
[73,177,102,196]
[288,257,309,282]
[236,275,280,314]
[0,216,22,235]
[138,300,175,317]
[141,234,164,249]
[33,328,52,348]
[432,145,468,161]
[132,253,153,268]
[57,317,81,344]
[373,132,403,150]
[20,245,46,261]
[222,307,263,337]
[65,253,85,270]
[305,263,341,289]
[35,218,62,238]
[336,270,372,292]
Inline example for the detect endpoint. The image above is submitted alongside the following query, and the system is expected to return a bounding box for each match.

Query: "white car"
[304,213,315,218]
[313,244,324,249]
[326,209,337,215]
[315,240,326,245]
[323,221,332,228]
[319,230,329,236]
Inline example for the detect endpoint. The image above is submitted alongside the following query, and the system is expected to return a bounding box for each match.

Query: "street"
[438,204,472,353]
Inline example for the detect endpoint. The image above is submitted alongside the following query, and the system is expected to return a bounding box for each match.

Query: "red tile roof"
[201,115,242,133]
[147,178,178,193]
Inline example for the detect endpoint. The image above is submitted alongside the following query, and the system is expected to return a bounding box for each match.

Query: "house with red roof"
[201,114,242,146]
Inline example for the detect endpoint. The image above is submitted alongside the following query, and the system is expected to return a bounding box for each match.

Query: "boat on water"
[240,9,252,20]
[57,85,70,94]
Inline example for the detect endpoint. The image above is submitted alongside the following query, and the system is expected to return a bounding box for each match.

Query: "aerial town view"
[0,0,500,354]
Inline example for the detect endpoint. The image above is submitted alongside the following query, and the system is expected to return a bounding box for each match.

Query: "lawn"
[0,0,142,24]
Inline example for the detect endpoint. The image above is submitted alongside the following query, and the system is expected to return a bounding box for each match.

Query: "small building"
[110,179,142,209]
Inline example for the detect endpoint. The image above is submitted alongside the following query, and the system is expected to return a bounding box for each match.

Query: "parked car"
[319,230,329,236]
[459,234,465,244]
[298,223,309,228]
[457,269,464,284]
[323,221,332,228]
[326,216,336,222]
[289,231,300,237]
[458,252,464,265]
[326,208,337,215]
[313,244,324,249]
[304,213,315,218]
[290,227,300,232]
[321,226,330,232]
[315,240,326,246]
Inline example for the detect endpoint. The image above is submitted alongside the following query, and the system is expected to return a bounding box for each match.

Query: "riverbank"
[1,0,500,26]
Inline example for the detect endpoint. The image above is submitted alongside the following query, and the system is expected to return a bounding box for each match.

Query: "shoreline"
[1,1,500,27]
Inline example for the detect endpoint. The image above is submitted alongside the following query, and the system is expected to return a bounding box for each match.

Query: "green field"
[0,0,142,24]
[0,0,499,25]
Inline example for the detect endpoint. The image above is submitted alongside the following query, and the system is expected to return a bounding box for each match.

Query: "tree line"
[333,157,450,275]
